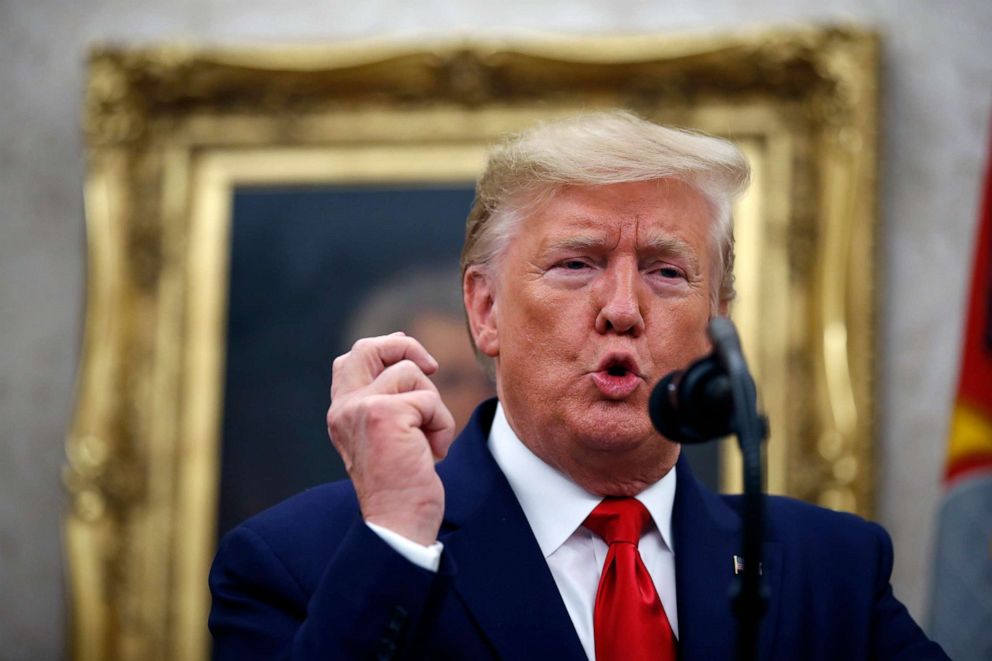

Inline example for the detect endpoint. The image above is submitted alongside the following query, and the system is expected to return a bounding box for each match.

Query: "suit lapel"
[673,456,782,661]
[437,401,587,660]
[436,404,783,660]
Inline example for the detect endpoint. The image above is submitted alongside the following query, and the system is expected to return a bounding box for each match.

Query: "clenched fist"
[326,332,456,546]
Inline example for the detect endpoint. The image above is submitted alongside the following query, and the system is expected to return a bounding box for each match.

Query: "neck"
[549,444,680,497]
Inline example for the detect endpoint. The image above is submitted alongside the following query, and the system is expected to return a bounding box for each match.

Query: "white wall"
[1,0,989,657]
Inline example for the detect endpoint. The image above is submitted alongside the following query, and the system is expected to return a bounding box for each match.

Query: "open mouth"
[592,354,642,399]
[606,363,630,377]
[599,354,638,377]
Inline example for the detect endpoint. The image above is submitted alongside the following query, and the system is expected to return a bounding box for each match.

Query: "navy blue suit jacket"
[209,400,947,659]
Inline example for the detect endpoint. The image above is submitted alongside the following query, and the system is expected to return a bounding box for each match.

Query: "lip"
[590,352,645,400]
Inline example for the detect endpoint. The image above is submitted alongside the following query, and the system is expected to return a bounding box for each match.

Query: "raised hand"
[326,332,456,546]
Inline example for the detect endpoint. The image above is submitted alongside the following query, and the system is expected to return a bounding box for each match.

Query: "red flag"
[943,131,992,483]
[928,126,992,660]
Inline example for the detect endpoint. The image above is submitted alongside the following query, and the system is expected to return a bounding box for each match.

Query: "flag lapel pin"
[733,555,763,575]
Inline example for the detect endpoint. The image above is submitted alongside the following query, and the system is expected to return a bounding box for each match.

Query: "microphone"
[648,317,760,444]
[649,317,770,661]
[649,353,735,444]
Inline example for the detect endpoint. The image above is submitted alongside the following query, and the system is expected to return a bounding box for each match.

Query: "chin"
[568,404,656,451]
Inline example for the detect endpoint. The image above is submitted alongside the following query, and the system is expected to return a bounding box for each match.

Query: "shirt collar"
[487,401,676,558]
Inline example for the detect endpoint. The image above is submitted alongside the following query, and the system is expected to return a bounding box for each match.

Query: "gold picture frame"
[66,26,878,660]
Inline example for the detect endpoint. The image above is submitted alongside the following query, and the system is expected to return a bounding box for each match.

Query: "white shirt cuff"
[366,521,444,572]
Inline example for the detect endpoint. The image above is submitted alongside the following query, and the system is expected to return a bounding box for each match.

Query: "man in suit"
[209,112,948,659]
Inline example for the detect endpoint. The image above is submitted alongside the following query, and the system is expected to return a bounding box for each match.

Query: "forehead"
[522,179,714,248]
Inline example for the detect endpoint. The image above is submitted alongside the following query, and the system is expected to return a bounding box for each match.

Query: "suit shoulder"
[722,493,889,550]
[767,496,893,576]
[770,495,885,536]
[225,480,361,565]
[213,480,365,598]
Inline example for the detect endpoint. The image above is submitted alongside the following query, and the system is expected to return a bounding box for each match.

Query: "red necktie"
[584,498,677,661]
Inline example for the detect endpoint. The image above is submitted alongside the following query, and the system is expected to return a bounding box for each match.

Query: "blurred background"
[1,0,990,658]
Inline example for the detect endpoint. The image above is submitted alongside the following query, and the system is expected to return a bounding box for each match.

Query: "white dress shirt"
[487,403,679,660]
[367,402,678,660]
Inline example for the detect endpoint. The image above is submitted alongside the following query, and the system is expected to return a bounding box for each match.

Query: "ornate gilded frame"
[66,26,878,660]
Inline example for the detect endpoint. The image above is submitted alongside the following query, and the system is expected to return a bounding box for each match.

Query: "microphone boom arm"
[708,318,769,661]
[648,317,769,661]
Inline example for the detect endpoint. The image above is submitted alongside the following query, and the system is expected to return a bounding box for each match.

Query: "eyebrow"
[641,235,700,270]
[543,233,701,274]
[544,234,612,252]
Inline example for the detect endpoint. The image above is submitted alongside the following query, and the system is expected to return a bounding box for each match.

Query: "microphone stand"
[708,318,769,661]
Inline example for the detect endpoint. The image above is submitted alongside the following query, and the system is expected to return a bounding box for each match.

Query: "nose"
[594,261,645,336]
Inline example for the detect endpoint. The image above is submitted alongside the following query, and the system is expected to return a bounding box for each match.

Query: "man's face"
[466,179,717,494]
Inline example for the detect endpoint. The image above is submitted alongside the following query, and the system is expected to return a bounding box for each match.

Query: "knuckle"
[326,403,349,439]
[359,396,392,427]
[394,359,420,377]
[329,396,389,445]
[379,360,426,392]
[351,337,375,353]
[420,389,441,407]
[326,405,340,430]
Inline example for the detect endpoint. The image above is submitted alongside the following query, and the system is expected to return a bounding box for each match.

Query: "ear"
[717,298,729,317]
[464,266,499,357]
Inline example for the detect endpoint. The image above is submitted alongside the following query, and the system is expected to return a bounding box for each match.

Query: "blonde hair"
[460,110,750,306]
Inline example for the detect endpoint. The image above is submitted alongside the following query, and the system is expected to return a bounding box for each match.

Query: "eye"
[546,257,596,286]
[557,259,591,271]
[651,264,686,280]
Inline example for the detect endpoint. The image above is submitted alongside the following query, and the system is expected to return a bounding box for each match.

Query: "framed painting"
[66,26,878,660]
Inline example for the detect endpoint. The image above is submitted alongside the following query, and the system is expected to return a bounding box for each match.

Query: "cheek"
[650,304,711,357]
[503,285,576,340]
[498,305,585,387]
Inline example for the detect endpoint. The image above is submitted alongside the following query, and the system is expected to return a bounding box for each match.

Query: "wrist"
[366,521,444,572]
[360,486,444,546]
[363,511,441,547]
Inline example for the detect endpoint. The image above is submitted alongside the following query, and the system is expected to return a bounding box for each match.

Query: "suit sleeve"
[209,515,451,660]
[867,522,950,660]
